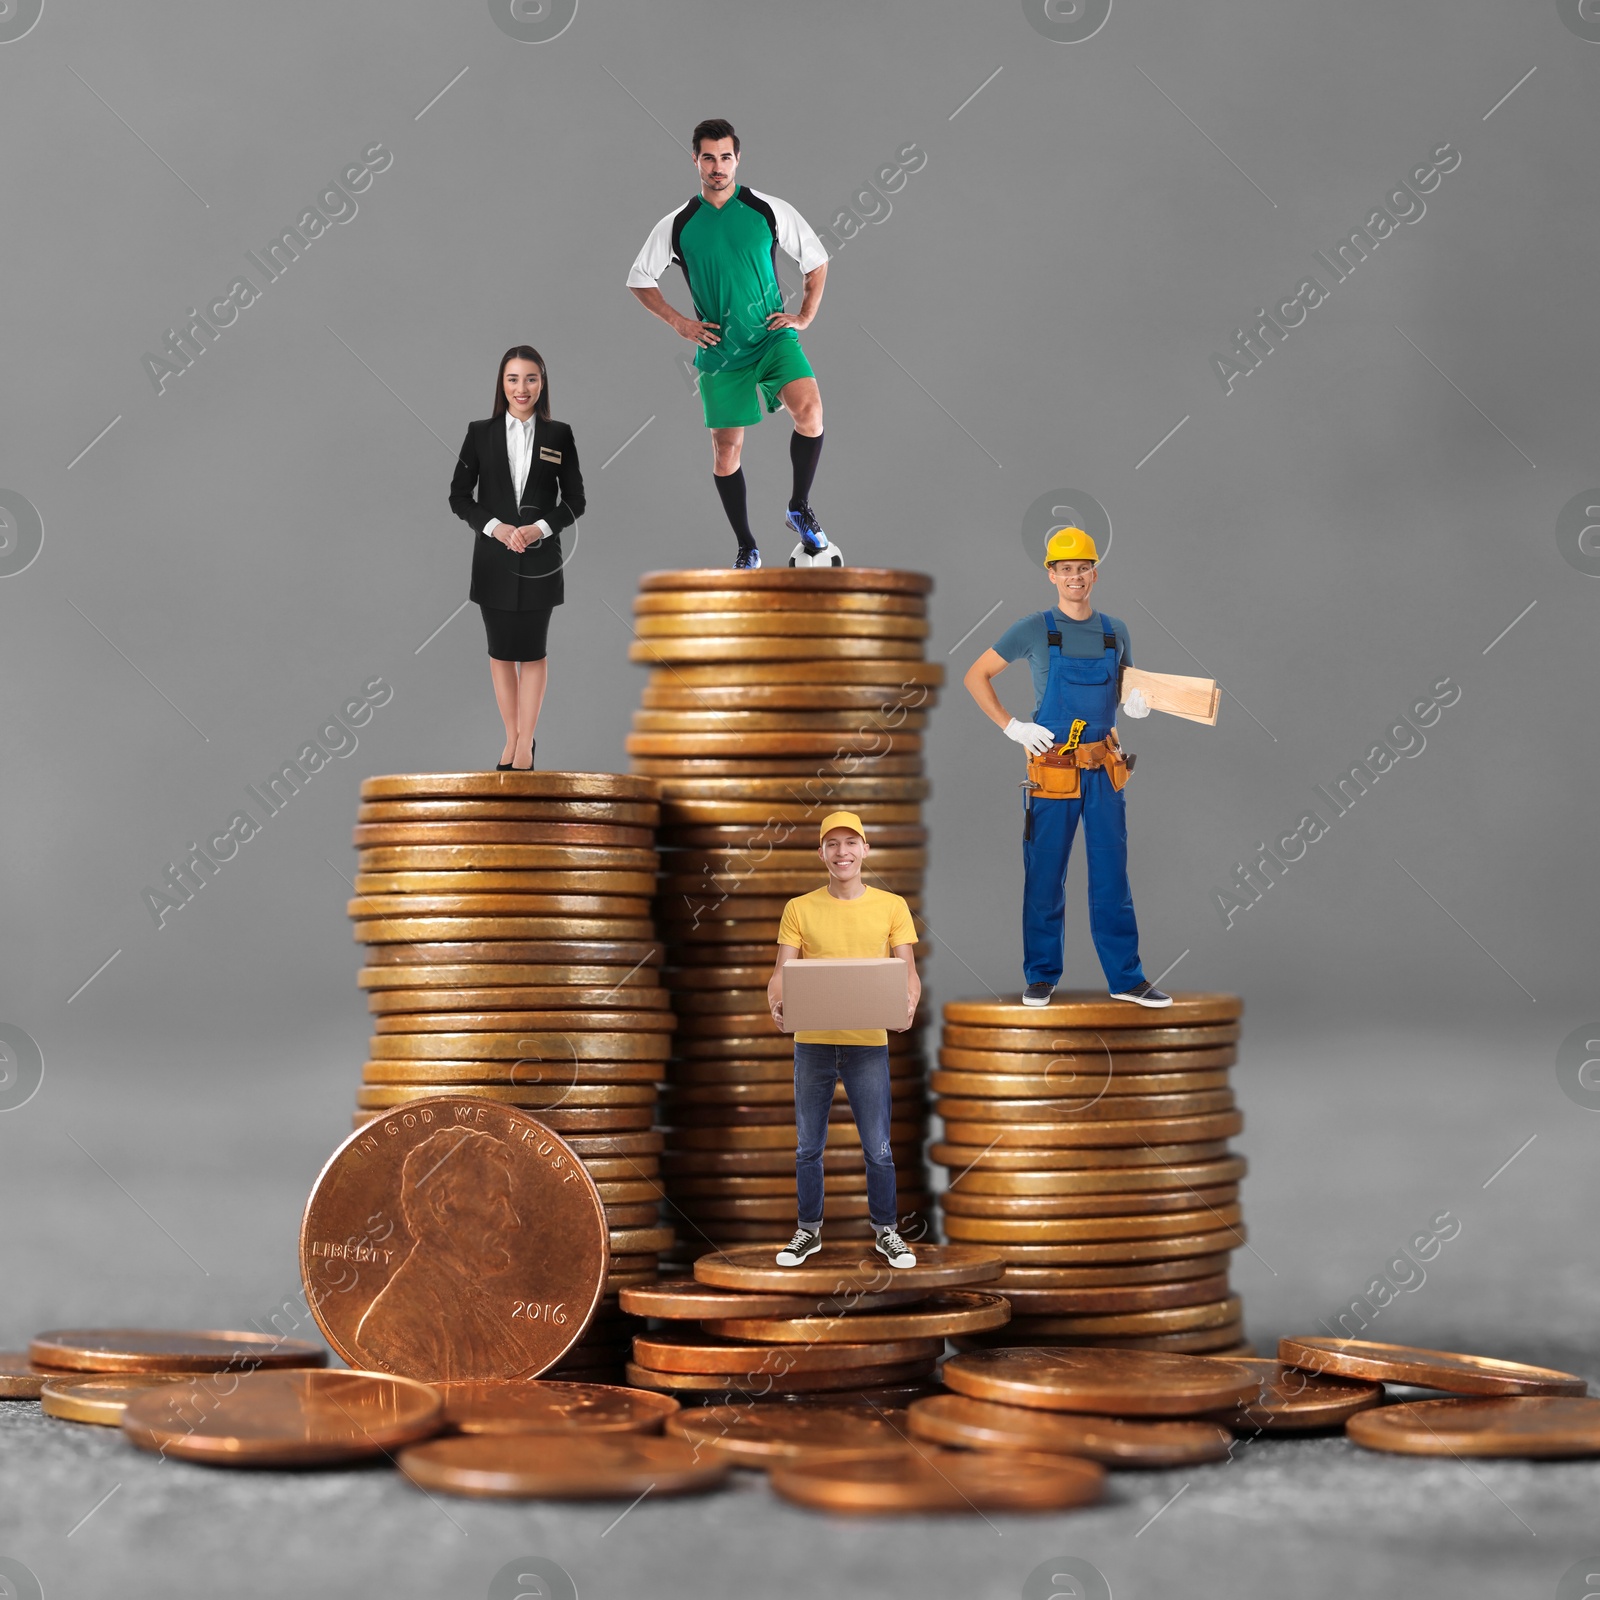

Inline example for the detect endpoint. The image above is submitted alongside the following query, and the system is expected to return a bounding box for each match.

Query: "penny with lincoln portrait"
[299,1097,610,1383]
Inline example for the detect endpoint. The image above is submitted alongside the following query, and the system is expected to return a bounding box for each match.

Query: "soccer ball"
[788,541,845,568]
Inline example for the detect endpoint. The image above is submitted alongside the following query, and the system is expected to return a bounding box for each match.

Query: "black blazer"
[449,414,585,611]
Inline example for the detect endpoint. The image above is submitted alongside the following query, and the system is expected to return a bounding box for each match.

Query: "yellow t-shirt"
[776,884,917,1046]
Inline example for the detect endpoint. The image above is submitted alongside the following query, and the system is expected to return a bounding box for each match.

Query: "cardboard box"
[780,958,909,1033]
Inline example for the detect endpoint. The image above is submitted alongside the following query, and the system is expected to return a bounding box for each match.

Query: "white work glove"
[1123,688,1151,719]
[1004,717,1055,756]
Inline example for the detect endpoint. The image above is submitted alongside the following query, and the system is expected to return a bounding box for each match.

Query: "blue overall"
[1022,611,1147,992]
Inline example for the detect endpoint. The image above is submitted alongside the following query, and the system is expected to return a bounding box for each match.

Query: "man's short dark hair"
[692,118,740,156]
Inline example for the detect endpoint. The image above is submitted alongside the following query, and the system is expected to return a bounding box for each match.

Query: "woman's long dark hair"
[491,345,551,421]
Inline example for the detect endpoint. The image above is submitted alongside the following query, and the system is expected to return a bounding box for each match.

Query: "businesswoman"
[448,345,585,770]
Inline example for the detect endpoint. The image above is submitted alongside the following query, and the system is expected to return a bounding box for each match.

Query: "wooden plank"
[1121,666,1220,726]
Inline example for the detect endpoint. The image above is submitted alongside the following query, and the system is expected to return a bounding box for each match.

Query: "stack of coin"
[626,570,942,1256]
[619,1243,1006,1405]
[928,993,1249,1354]
[346,772,674,1381]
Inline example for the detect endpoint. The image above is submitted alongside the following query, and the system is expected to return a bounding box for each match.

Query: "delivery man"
[963,527,1172,1009]
[767,811,921,1267]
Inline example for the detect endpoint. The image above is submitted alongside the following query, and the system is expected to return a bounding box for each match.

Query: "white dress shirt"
[482,410,552,543]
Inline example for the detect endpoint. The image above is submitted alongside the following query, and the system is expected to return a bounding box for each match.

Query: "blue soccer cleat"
[784,504,829,555]
[733,545,763,570]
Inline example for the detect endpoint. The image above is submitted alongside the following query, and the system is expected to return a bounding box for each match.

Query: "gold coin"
[357,918,658,943]
[40,1373,198,1425]
[932,1091,1235,1124]
[630,637,924,664]
[369,1033,670,1061]
[360,965,661,991]
[367,987,671,1014]
[945,994,1243,1028]
[372,1010,671,1034]
[947,1158,1247,1196]
[942,1346,1259,1416]
[938,1111,1245,1147]
[351,895,651,919]
[354,872,658,896]
[1001,1273,1234,1316]
[361,773,658,802]
[633,612,929,640]
[932,1069,1228,1098]
[906,1393,1232,1467]
[361,1062,662,1088]
[702,1292,1010,1344]
[936,1046,1238,1075]
[770,1445,1103,1514]
[942,1205,1243,1244]
[358,799,659,824]
[692,1242,1002,1295]
[979,1228,1247,1265]
[356,845,658,872]
[1345,1396,1600,1457]
[943,1024,1241,1052]
[634,589,927,616]
[930,1139,1233,1171]
[398,1430,727,1498]
[639,567,932,596]
[941,1184,1239,1219]
[1277,1338,1587,1397]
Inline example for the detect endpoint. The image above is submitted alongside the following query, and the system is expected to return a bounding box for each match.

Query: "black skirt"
[479,604,552,661]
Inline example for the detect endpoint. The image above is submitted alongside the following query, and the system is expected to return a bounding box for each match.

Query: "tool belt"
[1024,729,1134,799]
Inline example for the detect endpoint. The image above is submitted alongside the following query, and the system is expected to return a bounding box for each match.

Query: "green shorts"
[697,336,815,430]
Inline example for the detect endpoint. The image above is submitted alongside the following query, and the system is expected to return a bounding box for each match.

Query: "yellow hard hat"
[818,810,866,843]
[1044,526,1098,565]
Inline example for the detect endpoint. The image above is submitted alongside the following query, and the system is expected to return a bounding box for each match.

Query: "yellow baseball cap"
[1044,526,1099,565]
[818,810,866,843]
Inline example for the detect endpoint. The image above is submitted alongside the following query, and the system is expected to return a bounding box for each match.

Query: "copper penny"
[943,1024,1241,1052]
[943,1206,1244,1244]
[1277,1337,1587,1396]
[907,1393,1233,1467]
[632,1332,943,1375]
[1001,1274,1233,1315]
[1201,1358,1384,1432]
[361,773,658,802]
[369,1033,669,1061]
[355,872,660,898]
[300,1099,610,1381]
[948,1158,1247,1197]
[352,896,654,923]
[693,1242,1002,1295]
[1000,1296,1242,1337]
[666,1123,921,1150]
[944,1346,1260,1416]
[357,918,659,944]
[28,1329,326,1375]
[368,987,671,1014]
[667,824,927,850]
[939,1113,1245,1149]
[770,1445,1103,1514]
[1346,1396,1600,1457]
[933,1070,1230,1100]
[639,566,933,594]
[647,775,929,801]
[399,1430,726,1497]
[957,1321,1246,1354]
[617,1278,927,1320]
[667,1402,914,1465]
[703,1292,1010,1344]
[997,1255,1233,1288]
[937,1045,1239,1075]
[40,1373,198,1425]
[931,1140,1234,1172]
[628,637,923,664]
[362,969,663,997]
[632,611,929,640]
[373,1010,669,1035]
[933,1091,1236,1125]
[635,588,926,615]
[121,1369,443,1465]
[353,822,655,847]
[356,845,658,872]
[660,802,924,826]
[362,940,663,967]
[358,798,659,824]
[0,1352,63,1397]
[979,1228,1246,1265]
[945,994,1242,1027]
[625,1357,938,1395]
[360,1062,662,1087]
[435,1379,678,1434]
[941,1186,1239,1220]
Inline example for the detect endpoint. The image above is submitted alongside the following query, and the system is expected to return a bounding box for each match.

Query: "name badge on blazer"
[538,446,562,463]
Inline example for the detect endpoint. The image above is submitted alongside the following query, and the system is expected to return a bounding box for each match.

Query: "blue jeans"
[793,1042,898,1229]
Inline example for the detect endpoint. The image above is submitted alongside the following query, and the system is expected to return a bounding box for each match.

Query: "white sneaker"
[776,1227,822,1266]
[874,1229,917,1268]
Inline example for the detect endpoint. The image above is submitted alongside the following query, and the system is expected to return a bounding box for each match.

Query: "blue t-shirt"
[992,610,1131,718]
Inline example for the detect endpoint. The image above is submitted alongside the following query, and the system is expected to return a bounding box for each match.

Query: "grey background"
[1,0,1597,1595]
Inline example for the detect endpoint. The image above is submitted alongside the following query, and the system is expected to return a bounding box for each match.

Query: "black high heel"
[511,737,536,772]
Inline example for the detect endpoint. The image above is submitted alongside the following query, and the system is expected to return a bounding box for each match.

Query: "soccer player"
[626,118,831,570]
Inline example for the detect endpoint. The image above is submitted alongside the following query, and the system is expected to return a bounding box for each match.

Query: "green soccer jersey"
[627,184,830,373]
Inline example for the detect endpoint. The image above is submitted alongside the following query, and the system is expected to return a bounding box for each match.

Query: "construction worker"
[963,527,1171,1008]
